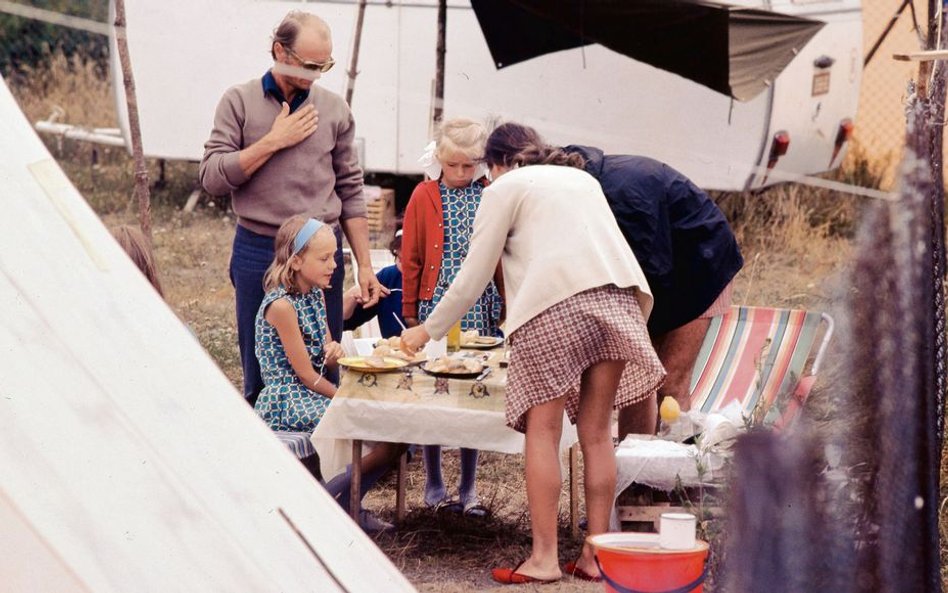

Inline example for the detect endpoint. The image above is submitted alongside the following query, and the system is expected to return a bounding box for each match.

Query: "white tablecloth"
[311,351,578,478]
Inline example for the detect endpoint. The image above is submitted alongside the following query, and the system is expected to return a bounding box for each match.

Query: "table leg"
[569,443,579,538]
[350,440,362,523]
[395,451,408,522]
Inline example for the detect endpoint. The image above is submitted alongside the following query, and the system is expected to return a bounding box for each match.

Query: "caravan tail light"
[761,131,790,184]
[769,131,791,165]
[829,118,854,165]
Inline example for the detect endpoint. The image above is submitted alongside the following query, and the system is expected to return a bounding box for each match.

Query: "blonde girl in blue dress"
[254,216,344,429]
[256,215,406,532]
[402,118,505,517]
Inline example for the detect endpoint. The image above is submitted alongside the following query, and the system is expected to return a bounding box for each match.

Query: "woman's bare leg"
[575,359,627,576]
[515,396,566,581]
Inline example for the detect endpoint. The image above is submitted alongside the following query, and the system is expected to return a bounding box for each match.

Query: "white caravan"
[110,0,861,191]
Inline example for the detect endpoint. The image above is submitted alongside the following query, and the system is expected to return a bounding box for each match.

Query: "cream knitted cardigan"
[423,164,653,339]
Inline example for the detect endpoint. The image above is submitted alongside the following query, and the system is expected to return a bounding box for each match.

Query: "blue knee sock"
[423,445,446,504]
[459,447,479,504]
[324,462,391,513]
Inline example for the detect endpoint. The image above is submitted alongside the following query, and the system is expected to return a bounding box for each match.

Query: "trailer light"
[770,131,790,161]
[760,131,790,185]
[835,118,854,144]
[829,118,854,165]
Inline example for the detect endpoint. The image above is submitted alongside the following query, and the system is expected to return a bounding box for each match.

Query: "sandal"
[462,499,489,519]
[426,496,463,514]
[492,561,560,585]
[563,561,601,582]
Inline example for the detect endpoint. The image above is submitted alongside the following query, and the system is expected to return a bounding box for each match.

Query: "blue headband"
[292,218,324,255]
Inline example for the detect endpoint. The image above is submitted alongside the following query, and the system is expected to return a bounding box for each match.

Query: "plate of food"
[370,337,427,364]
[338,356,409,373]
[422,355,487,379]
[460,331,504,350]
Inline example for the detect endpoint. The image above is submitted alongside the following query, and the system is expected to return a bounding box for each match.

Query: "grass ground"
[9,53,947,591]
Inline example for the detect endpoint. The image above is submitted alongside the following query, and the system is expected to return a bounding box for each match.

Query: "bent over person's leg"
[574,359,626,578]
[617,318,707,440]
[653,317,710,412]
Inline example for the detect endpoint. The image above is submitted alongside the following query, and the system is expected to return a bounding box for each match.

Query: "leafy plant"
[1,0,109,77]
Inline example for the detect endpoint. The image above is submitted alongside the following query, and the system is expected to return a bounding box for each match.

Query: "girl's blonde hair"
[264,215,332,293]
[111,224,163,297]
[434,117,487,162]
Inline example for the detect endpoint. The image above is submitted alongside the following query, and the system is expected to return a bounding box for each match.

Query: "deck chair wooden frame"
[615,305,834,529]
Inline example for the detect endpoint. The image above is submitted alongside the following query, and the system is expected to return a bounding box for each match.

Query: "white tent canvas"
[0,75,415,593]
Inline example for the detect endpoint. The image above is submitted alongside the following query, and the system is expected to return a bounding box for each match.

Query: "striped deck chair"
[688,305,834,429]
[274,431,321,480]
[274,431,316,459]
[614,306,833,529]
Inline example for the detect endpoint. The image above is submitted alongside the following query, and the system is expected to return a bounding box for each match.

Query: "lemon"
[659,396,681,423]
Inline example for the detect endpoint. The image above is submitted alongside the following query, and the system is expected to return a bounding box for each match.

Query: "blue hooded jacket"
[565,145,744,334]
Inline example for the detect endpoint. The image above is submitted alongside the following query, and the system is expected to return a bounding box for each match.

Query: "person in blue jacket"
[343,231,406,338]
[561,143,744,438]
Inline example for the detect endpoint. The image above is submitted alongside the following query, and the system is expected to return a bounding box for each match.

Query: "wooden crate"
[365,186,396,248]
[615,483,721,532]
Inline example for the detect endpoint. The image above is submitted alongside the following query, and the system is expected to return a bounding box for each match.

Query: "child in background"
[402,117,504,517]
[255,215,405,533]
[343,230,405,338]
[111,224,163,297]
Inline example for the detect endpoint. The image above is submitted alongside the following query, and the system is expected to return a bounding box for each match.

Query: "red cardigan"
[401,179,504,320]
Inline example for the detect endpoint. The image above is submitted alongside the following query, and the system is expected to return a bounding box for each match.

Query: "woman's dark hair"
[484,122,585,170]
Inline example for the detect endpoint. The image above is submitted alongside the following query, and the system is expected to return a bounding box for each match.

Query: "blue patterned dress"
[417,181,503,336]
[254,285,332,432]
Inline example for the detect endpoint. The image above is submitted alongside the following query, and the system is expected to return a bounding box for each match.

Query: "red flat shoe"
[563,561,602,583]
[492,562,560,585]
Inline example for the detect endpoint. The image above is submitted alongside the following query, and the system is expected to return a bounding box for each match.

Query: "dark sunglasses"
[283,44,335,73]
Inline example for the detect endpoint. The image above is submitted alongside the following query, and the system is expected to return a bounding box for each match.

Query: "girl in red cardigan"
[402,117,504,517]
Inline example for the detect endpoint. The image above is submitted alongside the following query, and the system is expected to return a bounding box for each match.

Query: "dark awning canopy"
[469,0,826,101]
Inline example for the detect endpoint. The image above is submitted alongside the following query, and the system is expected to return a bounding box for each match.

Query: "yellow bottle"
[446,320,462,352]
[659,396,681,424]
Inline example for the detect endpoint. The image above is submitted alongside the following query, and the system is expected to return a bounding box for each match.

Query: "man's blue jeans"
[230,224,344,405]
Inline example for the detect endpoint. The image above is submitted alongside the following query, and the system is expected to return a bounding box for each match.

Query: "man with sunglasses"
[200,10,382,406]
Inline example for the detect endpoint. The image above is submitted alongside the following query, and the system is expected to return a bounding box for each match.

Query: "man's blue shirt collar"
[262,71,310,112]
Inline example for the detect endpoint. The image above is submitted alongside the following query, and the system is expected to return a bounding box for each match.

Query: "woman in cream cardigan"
[400,123,665,585]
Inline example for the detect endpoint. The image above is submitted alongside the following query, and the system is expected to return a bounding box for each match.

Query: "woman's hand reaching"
[400,325,430,356]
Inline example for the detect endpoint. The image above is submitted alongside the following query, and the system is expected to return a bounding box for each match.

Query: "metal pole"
[344,0,367,106]
[113,0,151,239]
[433,0,446,125]
[864,0,912,66]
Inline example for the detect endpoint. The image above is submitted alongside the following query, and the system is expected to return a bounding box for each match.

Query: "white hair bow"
[417,140,489,181]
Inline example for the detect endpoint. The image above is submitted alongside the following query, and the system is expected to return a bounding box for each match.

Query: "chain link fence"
[852,1,933,187]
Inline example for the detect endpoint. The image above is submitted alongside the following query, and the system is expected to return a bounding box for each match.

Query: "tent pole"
[433,0,446,126]
[344,0,367,106]
[864,0,913,67]
[113,0,152,239]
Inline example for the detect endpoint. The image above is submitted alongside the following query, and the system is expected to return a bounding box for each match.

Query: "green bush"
[1,0,108,77]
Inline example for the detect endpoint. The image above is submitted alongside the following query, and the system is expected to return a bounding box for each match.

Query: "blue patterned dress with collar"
[418,181,503,336]
[254,285,332,432]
